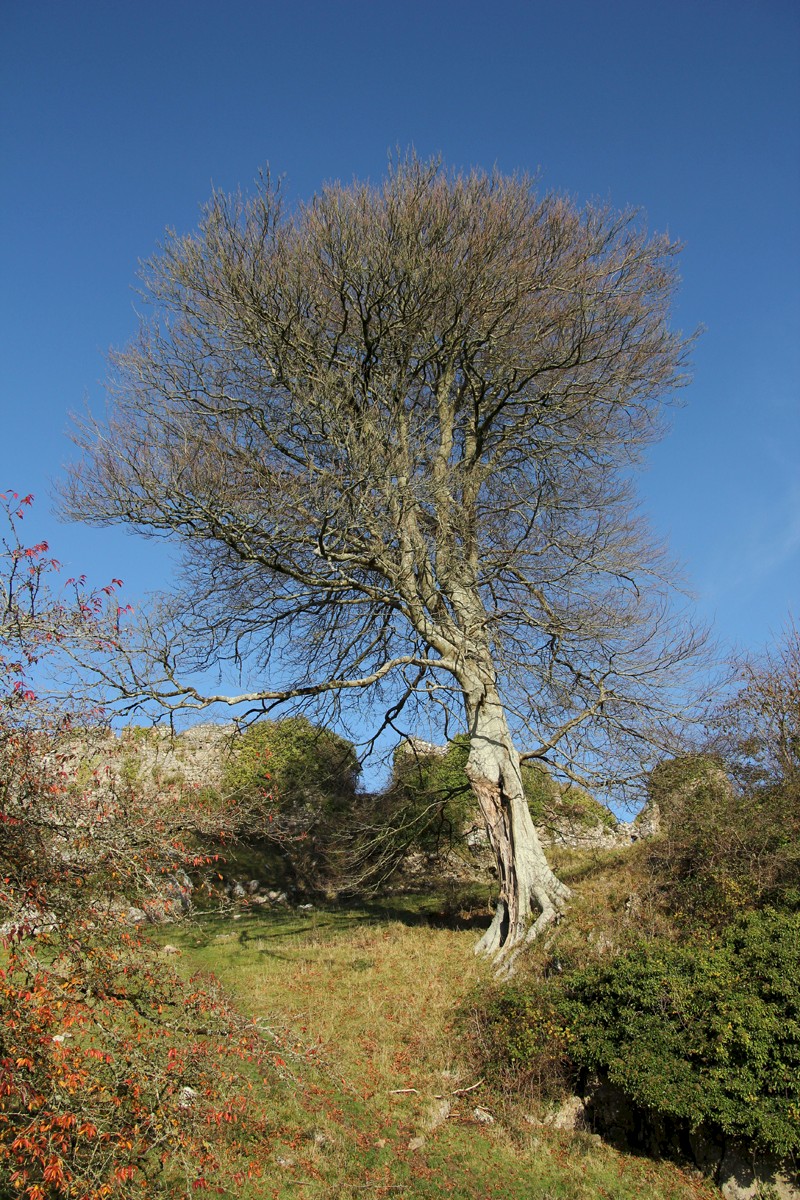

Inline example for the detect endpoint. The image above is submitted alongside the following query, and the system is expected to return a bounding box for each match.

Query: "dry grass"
[152,890,721,1199]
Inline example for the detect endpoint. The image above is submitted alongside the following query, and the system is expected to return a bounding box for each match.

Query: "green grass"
[150,895,721,1199]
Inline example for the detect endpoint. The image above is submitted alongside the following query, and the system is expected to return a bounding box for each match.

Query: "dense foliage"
[646,754,800,925]
[214,716,361,891]
[221,716,360,812]
[563,910,800,1157]
[384,738,475,854]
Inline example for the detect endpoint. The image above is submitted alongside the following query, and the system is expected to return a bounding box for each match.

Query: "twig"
[388,1087,419,1094]
[432,1078,485,1099]
[451,1078,484,1095]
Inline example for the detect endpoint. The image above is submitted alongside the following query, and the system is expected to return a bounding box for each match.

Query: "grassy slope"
[154,889,720,1200]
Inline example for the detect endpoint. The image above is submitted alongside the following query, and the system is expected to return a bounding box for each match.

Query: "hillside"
[6,699,798,1199]
[150,887,720,1200]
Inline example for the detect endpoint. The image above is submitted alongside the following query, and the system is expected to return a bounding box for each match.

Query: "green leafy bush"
[562,910,800,1158]
[216,717,360,891]
[470,981,576,1101]
[222,716,359,813]
[387,736,475,856]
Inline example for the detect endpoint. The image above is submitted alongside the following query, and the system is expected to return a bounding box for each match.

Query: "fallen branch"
[433,1077,485,1099]
[452,1078,484,1095]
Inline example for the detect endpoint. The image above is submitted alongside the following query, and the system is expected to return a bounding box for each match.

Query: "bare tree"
[711,617,800,792]
[63,157,704,962]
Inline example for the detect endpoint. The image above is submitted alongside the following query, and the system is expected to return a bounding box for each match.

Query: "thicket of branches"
[0,495,292,1198]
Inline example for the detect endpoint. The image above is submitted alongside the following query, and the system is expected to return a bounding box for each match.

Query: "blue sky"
[2,0,798,683]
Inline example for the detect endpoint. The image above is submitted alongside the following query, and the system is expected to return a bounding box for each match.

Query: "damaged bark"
[463,679,570,966]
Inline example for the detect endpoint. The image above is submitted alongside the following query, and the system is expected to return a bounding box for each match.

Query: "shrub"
[217,716,360,890]
[562,910,800,1159]
[468,981,576,1102]
[386,736,475,855]
[645,626,800,928]
[0,931,275,1198]
[0,494,281,1196]
[646,755,800,925]
[221,716,359,814]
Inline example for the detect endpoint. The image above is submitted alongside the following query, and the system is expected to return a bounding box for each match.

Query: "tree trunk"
[464,683,570,968]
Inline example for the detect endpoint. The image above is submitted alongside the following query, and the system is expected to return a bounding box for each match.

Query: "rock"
[178,1086,198,1109]
[247,879,260,894]
[593,933,615,956]
[407,1135,426,1151]
[164,871,193,911]
[398,737,448,759]
[161,943,181,955]
[473,1106,495,1124]
[426,1099,451,1130]
[126,906,148,925]
[632,799,661,839]
[0,907,57,938]
[718,1148,799,1200]
[688,1129,724,1179]
[543,1095,586,1131]
[582,1078,640,1146]
[465,823,489,848]
[231,882,247,900]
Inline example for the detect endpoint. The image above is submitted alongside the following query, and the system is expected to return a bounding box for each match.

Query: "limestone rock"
[718,1149,799,1200]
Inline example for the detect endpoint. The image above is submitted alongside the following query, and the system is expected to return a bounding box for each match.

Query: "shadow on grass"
[356,896,493,931]
[173,888,493,955]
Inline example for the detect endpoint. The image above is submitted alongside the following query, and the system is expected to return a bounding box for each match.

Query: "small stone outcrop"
[579,1078,799,1200]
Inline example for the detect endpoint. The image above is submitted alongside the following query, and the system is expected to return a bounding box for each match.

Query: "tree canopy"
[64,157,703,959]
